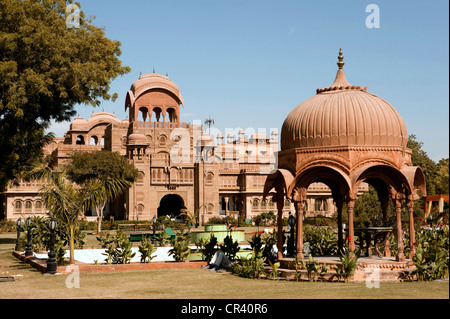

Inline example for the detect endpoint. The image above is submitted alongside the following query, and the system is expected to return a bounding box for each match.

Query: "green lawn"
[1,232,448,299]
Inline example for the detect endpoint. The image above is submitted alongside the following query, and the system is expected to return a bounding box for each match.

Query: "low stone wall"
[12,251,207,274]
[278,256,416,282]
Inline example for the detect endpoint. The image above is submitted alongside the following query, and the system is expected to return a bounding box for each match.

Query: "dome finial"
[337,48,344,70]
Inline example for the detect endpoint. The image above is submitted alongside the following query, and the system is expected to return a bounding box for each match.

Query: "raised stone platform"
[278,255,415,282]
[12,251,207,274]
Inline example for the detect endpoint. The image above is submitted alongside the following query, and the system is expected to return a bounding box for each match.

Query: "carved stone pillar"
[407,197,416,259]
[225,197,229,216]
[380,195,391,257]
[392,190,405,262]
[335,199,344,253]
[294,201,304,260]
[347,199,355,252]
[292,188,307,260]
[275,194,284,259]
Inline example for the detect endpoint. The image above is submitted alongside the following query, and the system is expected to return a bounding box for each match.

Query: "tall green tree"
[435,158,449,195]
[39,172,91,264]
[64,150,139,233]
[0,0,130,189]
[25,158,89,264]
[353,186,383,228]
[407,134,438,195]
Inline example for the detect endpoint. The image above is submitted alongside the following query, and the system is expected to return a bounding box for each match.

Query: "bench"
[129,233,152,242]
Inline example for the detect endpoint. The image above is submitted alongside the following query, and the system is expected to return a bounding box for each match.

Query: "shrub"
[157,216,184,230]
[248,233,263,252]
[411,227,449,281]
[18,216,85,258]
[168,230,191,262]
[157,230,171,246]
[252,212,277,226]
[0,220,17,232]
[268,260,281,279]
[300,254,321,281]
[196,235,218,262]
[220,235,240,261]
[138,238,157,263]
[289,254,303,281]
[230,249,265,279]
[205,216,251,227]
[249,232,277,263]
[334,239,358,283]
[96,232,114,248]
[304,225,338,256]
[102,230,136,264]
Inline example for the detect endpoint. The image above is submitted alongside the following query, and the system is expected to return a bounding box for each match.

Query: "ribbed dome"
[71,115,86,124]
[129,72,184,106]
[281,50,407,151]
[87,112,121,124]
[127,133,147,145]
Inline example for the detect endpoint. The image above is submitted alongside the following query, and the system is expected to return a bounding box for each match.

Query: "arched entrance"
[158,194,186,219]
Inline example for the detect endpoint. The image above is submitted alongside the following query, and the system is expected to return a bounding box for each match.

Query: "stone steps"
[275,256,415,282]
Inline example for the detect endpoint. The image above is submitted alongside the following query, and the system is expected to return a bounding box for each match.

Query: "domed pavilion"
[264,49,426,262]
[125,72,184,123]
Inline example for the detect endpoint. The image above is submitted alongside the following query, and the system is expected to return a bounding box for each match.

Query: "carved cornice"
[294,145,409,153]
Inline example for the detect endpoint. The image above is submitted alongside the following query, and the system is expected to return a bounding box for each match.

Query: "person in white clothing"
[202,251,231,272]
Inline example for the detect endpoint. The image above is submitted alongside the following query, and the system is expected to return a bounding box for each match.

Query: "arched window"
[284,199,291,208]
[138,107,149,122]
[76,135,85,145]
[268,199,275,209]
[25,200,32,211]
[205,172,214,186]
[315,198,328,212]
[207,203,214,214]
[252,199,259,209]
[159,135,167,147]
[261,200,267,209]
[14,201,22,212]
[137,172,145,186]
[152,107,162,122]
[167,108,177,123]
[90,136,99,145]
[35,201,42,212]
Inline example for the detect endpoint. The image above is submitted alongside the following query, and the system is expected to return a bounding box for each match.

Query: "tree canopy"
[0,0,130,188]
[352,135,449,227]
[64,150,139,185]
[64,150,139,232]
[407,134,448,196]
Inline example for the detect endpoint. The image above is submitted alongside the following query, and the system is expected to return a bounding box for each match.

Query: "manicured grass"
[1,232,448,299]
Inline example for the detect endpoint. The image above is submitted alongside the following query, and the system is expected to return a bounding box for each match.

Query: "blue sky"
[49,0,449,162]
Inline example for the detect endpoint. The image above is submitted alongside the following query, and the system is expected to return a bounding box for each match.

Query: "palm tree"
[25,151,138,263]
[85,177,134,234]
[25,158,88,264]
[39,174,90,264]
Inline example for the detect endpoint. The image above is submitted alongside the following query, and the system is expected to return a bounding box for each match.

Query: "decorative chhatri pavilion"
[264,49,426,262]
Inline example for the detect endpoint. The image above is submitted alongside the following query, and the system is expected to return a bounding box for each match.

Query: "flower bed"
[12,250,207,273]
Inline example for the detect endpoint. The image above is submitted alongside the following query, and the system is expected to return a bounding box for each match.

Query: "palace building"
[2,72,368,223]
